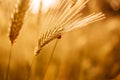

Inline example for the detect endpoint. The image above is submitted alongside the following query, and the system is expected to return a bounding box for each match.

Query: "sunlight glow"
[30,0,41,14]
[30,0,57,14]
[42,0,56,9]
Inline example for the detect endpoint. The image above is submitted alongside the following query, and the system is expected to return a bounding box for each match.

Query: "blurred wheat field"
[0,0,120,80]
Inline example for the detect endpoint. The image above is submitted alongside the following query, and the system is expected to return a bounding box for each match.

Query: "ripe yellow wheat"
[9,0,29,45]
[34,0,105,56]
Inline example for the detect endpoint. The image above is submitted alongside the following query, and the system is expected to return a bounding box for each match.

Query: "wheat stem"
[27,55,36,80]
[43,39,59,80]
[6,45,13,80]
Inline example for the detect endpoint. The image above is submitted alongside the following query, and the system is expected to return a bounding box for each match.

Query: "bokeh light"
[30,0,57,14]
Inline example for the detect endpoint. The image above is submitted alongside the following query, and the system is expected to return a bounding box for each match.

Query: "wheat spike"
[35,0,105,55]
[9,0,29,45]
[36,26,64,55]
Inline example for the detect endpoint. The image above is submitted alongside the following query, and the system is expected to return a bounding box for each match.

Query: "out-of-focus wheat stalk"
[6,0,29,80]
[43,39,59,80]
[6,46,13,80]
[34,0,105,56]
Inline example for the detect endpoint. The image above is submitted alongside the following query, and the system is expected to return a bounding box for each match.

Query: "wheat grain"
[35,0,105,55]
[9,0,29,45]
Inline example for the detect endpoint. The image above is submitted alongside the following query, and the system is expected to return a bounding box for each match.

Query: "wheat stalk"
[9,0,29,45]
[6,0,29,80]
[34,0,105,56]
[43,39,59,80]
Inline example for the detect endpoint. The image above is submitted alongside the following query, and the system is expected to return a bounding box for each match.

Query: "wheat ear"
[9,0,29,45]
[35,26,64,55]
[35,0,105,56]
